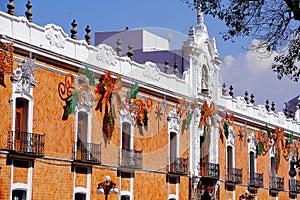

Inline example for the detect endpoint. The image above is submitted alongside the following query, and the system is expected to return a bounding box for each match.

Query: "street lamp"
[96,175,118,200]
[289,159,300,177]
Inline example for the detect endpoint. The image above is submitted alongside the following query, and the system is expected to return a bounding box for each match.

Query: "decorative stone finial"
[173,63,179,77]
[250,94,255,104]
[85,25,91,45]
[229,85,234,97]
[222,83,226,96]
[289,110,294,118]
[196,3,207,33]
[265,99,270,112]
[116,38,122,57]
[7,0,15,16]
[271,102,275,112]
[188,26,195,38]
[127,45,134,61]
[284,108,289,117]
[71,20,77,40]
[164,61,170,74]
[25,1,32,22]
[244,91,249,104]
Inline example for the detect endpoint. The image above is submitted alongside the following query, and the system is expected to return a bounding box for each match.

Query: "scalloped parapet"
[220,95,300,133]
[0,11,192,98]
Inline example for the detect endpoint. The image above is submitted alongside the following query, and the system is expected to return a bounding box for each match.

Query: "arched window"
[15,98,29,133]
[75,192,86,200]
[201,65,208,93]
[12,189,26,200]
[227,146,233,171]
[270,156,276,178]
[122,122,131,150]
[77,112,88,143]
[249,151,255,183]
[121,195,130,200]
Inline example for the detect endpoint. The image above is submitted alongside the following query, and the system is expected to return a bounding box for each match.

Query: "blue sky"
[1,0,299,110]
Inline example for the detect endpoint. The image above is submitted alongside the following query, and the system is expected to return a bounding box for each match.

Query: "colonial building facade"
[0,2,299,200]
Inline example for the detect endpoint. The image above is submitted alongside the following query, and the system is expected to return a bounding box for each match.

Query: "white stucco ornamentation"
[227,126,236,146]
[270,138,276,157]
[143,62,160,81]
[257,105,267,119]
[119,99,135,124]
[277,112,286,125]
[76,77,95,113]
[12,57,38,96]
[235,97,247,112]
[45,24,67,48]
[95,44,118,66]
[248,131,257,152]
[168,107,180,132]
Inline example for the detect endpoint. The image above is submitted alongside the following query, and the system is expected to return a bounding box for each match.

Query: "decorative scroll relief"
[45,24,67,49]
[143,62,160,81]
[168,107,180,132]
[119,95,135,123]
[257,105,267,119]
[12,57,37,95]
[76,77,95,112]
[119,106,134,124]
[277,112,286,125]
[248,131,257,152]
[235,96,247,112]
[227,126,236,146]
[95,44,118,66]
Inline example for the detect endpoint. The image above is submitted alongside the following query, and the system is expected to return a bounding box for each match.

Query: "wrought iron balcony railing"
[200,162,220,179]
[169,157,188,175]
[73,141,101,163]
[7,131,45,157]
[226,168,242,184]
[289,179,300,193]
[120,148,143,169]
[270,176,284,191]
[248,172,263,188]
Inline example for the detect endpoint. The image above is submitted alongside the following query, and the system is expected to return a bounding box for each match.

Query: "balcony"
[7,131,45,157]
[248,173,263,188]
[169,157,188,175]
[200,162,220,179]
[289,179,300,193]
[226,168,242,184]
[73,142,101,163]
[270,176,284,191]
[120,149,143,169]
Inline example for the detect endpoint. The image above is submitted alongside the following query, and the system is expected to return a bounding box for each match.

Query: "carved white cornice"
[143,62,160,82]
[45,24,68,49]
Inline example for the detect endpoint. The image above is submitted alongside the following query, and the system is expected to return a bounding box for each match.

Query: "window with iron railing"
[169,157,188,174]
[248,172,263,187]
[8,131,45,156]
[73,141,101,163]
[289,179,300,193]
[270,176,284,190]
[120,148,142,169]
[226,168,242,184]
[200,162,220,179]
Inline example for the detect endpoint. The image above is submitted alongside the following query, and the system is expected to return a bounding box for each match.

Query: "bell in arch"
[201,78,209,94]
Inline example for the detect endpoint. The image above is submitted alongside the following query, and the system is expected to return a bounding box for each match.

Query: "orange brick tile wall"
[32,159,73,200]
[0,74,13,149]
[0,155,11,200]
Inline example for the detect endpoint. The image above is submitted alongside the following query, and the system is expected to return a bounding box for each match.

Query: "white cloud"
[220,40,300,111]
